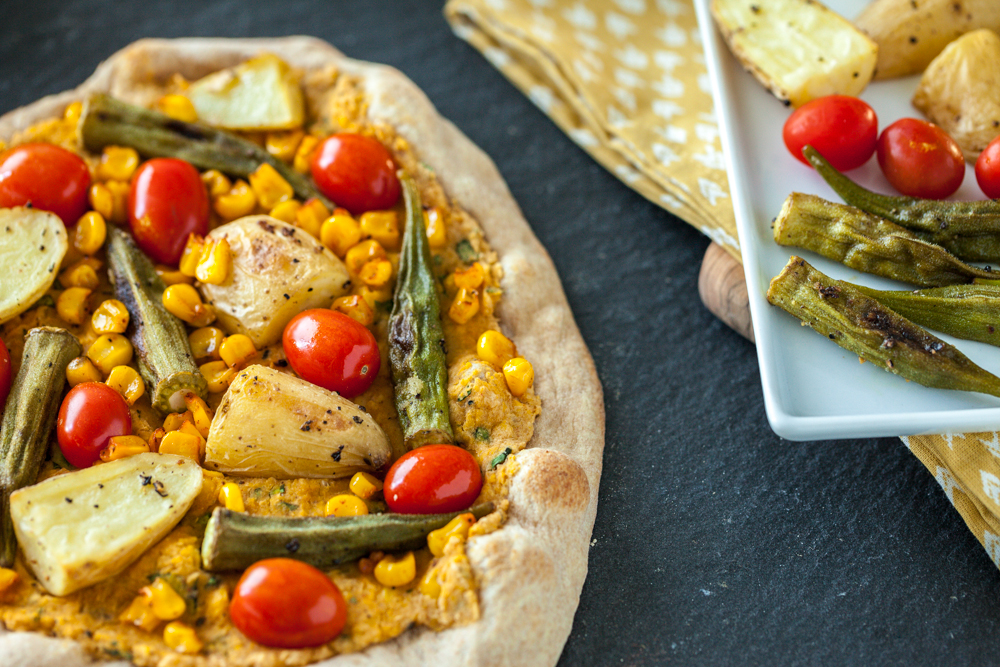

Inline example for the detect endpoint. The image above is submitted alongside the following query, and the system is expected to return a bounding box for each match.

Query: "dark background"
[3,1,1000,665]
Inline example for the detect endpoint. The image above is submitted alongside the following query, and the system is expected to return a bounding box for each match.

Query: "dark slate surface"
[3,1,1000,665]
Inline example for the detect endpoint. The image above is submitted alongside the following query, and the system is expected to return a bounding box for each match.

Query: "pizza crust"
[0,37,605,667]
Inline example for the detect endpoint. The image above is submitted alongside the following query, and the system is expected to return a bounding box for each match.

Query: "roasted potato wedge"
[0,207,68,324]
[855,0,1000,80]
[912,29,1000,163]
[186,53,305,130]
[711,0,877,107]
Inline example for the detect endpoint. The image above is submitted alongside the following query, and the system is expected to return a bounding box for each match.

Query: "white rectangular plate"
[693,0,1000,440]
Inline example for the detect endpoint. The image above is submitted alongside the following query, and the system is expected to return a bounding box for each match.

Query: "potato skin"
[855,0,1000,80]
[912,29,1000,163]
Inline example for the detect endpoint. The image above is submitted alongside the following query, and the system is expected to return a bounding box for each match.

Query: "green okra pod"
[80,93,331,208]
[389,173,454,448]
[767,256,1000,398]
[0,327,81,567]
[805,145,1000,262]
[201,501,494,571]
[107,226,208,412]
[773,192,997,287]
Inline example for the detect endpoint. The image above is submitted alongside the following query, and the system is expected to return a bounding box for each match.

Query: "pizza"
[0,37,604,667]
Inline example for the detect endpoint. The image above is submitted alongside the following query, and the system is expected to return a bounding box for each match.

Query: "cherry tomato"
[310,134,400,214]
[383,444,483,514]
[0,340,10,411]
[782,95,878,171]
[56,382,131,468]
[877,118,965,199]
[230,558,347,648]
[0,143,91,225]
[282,309,380,398]
[976,135,1000,199]
[128,158,209,264]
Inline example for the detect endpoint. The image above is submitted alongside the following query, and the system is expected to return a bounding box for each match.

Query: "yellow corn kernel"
[293,135,321,174]
[104,180,130,225]
[87,334,134,375]
[201,170,232,199]
[374,551,416,588]
[219,334,257,369]
[66,356,102,387]
[200,360,236,393]
[359,210,400,250]
[63,101,83,123]
[120,594,160,632]
[73,211,107,255]
[162,283,215,327]
[182,392,214,438]
[91,299,130,334]
[163,621,203,654]
[59,260,100,290]
[325,494,369,517]
[294,197,331,239]
[344,239,386,275]
[218,483,245,512]
[214,180,257,221]
[268,199,301,224]
[155,264,193,286]
[427,513,475,557]
[355,285,392,312]
[266,129,305,163]
[158,430,202,462]
[358,258,393,289]
[249,163,294,210]
[454,263,485,290]
[0,567,17,595]
[419,567,441,598]
[424,206,447,248]
[96,146,139,182]
[178,234,206,277]
[195,238,232,285]
[156,94,198,123]
[88,183,114,221]
[503,357,534,397]
[477,330,516,369]
[320,212,362,258]
[349,472,383,500]
[189,327,224,361]
[106,365,146,405]
[448,288,479,324]
[99,435,150,462]
[145,578,187,621]
[57,287,93,325]
[162,411,193,433]
[332,295,375,327]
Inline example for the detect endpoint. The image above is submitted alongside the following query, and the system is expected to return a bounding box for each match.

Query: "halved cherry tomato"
[0,143,91,225]
[230,558,347,648]
[976,135,1000,199]
[128,158,209,264]
[877,118,965,199]
[0,339,10,411]
[310,134,400,214]
[282,309,380,398]
[782,95,878,171]
[383,444,483,514]
[56,382,131,468]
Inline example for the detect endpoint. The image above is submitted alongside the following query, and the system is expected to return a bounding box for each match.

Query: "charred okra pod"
[80,93,331,208]
[201,501,494,571]
[773,192,997,287]
[767,257,1000,398]
[0,327,81,567]
[852,283,1000,347]
[107,227,208,412]
[805,145,1000,262]
[389,173,454,448]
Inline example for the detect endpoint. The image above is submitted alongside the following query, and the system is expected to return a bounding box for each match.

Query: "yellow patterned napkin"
[444,0,741,261]
[445,0,1000,571]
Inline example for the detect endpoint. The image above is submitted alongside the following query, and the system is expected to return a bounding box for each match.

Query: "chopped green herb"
[251,487,264,499]
[376,299,393,312]
[103,648,133,661]
[433,254,443,266]
[490,447,513,470]
[206,575,220,587]
[457,388,473,402]
[474,427,491,442]
[455,239,478,263]
[270,483,286,496]
[350,596,359,604]
[36,294,56,308]
[279,501,299,512]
